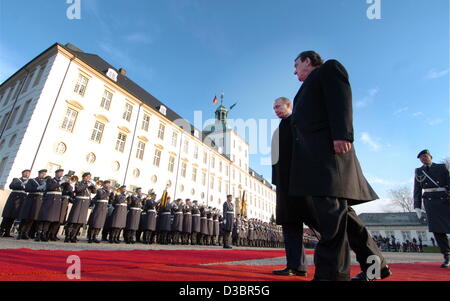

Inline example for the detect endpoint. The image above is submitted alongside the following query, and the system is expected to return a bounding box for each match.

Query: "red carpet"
[0,248,447,281]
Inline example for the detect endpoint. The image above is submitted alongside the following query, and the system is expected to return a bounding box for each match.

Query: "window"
[141,113,150,131]
[112,161,120,171]
[194,145,199,159]
[6,106,20,129]
[181,162,187,178]
[55,142,67,154]
[115,132,127,152]
[219,161,222,172]
[202,172,206,186]
[401,231,411,241]
[210,175,214,189]
[12,78,25,100]
[100,90,113,110]
[171,132,178,147]
[218,179,222,192]
[32,61,47,88]
[90,121,105,143]
[211,157,215,168]
[86,152,96,164]
[133,168,140,178]
[3,86,14,107]
[136,141,145,160]
[21,70,35,94]
[417,231,427,241]
[61,107,78,132]
[73,74,89,96]
[122,103,133,121]
[153,149,162,167]
[158,123,165,140]
[16,99,32,124]
[183,140,189,154]
[203,151,208,164]
[168,155,175,172]
[192,167,197,182]
[9,134,17,147]
[0,156,8,178]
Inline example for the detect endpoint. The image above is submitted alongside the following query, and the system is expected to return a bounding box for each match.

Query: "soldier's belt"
[12,190,26,193]
[183,212,192,215]
[116,203,127,206]
[147,209,156,213]
[96,200,109,203]
[46,191,62,195]
[76,196,90,200]
[130,207,142,211]
[226,211,234,214]
[160,212,171,215]
[192,214,200,216]
[30,192,43,195]
[175,212,183,214]
[423,188,446,193]
[200,217,207,219]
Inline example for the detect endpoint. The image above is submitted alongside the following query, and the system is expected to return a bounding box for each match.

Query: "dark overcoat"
[222,201,234,232]
[413,163,450,233]
[38,177,64,222]
[141,198,157,231]
[213,213,219,236]
[191,205,201,233]
[58,182,73,223]
[19,177,45,220]
[289,59,378,204]
[67,181,96,224]
[157,202,172,232]
[2,177,28,219]
[88,187,114,229]
[126,194,143,231]
[200,207,209,235]
[110,193,128,229]
[182,205,192,233]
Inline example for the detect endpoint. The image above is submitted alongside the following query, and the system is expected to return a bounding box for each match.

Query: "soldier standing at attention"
[87,180,114,243]
[35,168,65,242]
[157,196,172,245]
[65,172,96,243]
[0,169,30,237]
[124,187,144,244]
[222,194,234,249]
[109,185,128,244]
[182,199,192,245]
[141,191,157,244]
[414,149,450,268]
[190,200,201,245]
[17,169,47,240]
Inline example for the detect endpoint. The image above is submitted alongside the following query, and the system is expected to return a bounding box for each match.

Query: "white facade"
[0,43,276,222]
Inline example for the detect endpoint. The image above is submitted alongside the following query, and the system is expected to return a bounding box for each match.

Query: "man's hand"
[333,140,352,154]
[415,208,422,219]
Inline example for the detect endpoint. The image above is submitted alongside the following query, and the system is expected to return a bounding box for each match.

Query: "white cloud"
[427,118,443,126]
[412,112,423,117]
[355,88,379,108]
[360,132,381,151]
[426,68,449,79]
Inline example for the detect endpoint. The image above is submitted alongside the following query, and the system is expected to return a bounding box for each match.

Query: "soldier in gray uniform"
[0,169,30,237]
[190,200,201,245]
[199,204,208,245]
[65,172,96,243]
[212,208,220,246]
[218,214,224,246]
[109,185,128,244]
[232,213,240,246]
[182,199,192,245]
[206,206,214,245]
[141,191,157,244]
[87,180,114,243]
[124,187,144,244]
[171,198,184,244]
[157,196,172,245]
[48,175,73,241]
[35,168,65,242]
[17,169,47,240]
[222,195,234,249]
[414,149,450,268]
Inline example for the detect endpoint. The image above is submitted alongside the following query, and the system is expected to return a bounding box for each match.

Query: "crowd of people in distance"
[372,235,425,253]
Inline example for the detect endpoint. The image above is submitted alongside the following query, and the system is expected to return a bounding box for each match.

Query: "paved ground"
[0,236,443,266]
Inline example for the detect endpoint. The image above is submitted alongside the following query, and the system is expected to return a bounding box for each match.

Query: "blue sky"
[0,0,448,213]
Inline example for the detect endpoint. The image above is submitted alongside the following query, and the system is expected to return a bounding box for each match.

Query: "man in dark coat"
[141,191,157,244]
[109,185,128,244]
[289,51,389,281]
[87,180,114,243]
[170,198,184,244]
[271,97,310,276]
[190,200,201,244]
[48,178,73,241]
[17,169,47,239]
[222,195,234,249]
[157,196,172,244]
[212,208,220,246]
[124,187,144,244]
[65,172,96,243]
[182,199,192,245]
[414,149,450,268]
[35,168,65,242]
[0,169,30,237]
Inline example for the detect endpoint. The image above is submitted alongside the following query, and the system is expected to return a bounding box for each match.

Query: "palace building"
[0,42,276,221]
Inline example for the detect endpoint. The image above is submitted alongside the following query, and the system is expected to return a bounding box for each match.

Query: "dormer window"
[194,129,199,138]
[106,68,118,82]
[159,105,167,116]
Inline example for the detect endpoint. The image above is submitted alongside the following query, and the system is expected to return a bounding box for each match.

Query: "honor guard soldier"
[232,214,240,246]
[157,196,172,244]
[190,200,201,245]
[218,214,224,246]
[222,195,234,249]
[124,187,144,244]
[182,199,192,245]
[414,149,450,268]
[17,169,47,240]
[49,175,74,241]
[199,204,208,245]
[206,206,214,245]
[35,168,65,241]
[109,185,128,243]
[171,198,184,244]
[141,191,157,244]
[0,169,30,237]
[65,172,96,243]
[87,180,114,243]
[212,208,220,246]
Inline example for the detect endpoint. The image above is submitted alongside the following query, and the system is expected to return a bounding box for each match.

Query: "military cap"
[55,168,64,173]
[417,149,431,158]
[120,185,127,189]
[103,180,111,184]
[21,169,31,173]
[82,172,91,177]
[38,169,47,173]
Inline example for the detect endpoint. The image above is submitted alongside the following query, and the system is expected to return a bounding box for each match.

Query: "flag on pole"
[212,95,218,104]
[241,190,247,216]
[229,102,237,110]
[160,188,169,208]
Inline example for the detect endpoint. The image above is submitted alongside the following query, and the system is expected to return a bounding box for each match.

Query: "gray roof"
[358,212,428,227]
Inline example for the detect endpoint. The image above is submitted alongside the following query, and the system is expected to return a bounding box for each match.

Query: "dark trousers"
[306,197,386,280]
[49,222,61,239]
[281,224,308,272]
[223,231,232,247]
[19,219,34,237]
[433,232,450,255]
[66,223,82,241]
[37,221,51,233]
[0,217,15,235]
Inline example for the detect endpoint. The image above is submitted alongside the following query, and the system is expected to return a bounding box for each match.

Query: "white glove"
[415,208,422,219]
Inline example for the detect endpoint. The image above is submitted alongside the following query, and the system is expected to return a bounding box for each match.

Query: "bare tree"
[387,186,414,212]
[440,157,450,169]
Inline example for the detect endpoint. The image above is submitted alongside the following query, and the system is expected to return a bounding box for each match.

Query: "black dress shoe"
[273,268,307,277]
[441,256,449,268]
[352,265,392,281]
[223,245,232,249]
[64,237,70,243]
